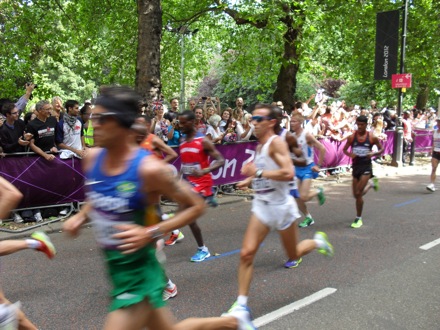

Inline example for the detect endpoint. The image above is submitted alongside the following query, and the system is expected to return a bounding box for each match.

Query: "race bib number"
[181,163,201,175]
[252,178,274,193]
[91,211,134,248]
[352,146,369,157]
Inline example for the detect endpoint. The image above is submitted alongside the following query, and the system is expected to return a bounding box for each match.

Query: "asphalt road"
[1,166,439,330]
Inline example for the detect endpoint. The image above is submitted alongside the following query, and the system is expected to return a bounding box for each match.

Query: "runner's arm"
[343,134,356,158]
[306,132,326,168]
[152,135,178,163]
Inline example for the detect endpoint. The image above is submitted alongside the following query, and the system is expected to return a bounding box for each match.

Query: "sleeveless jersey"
[140,134,163,159]
[351,131,373,166]
[277,128,298,191]
[291,130,313,165]
[433,130,440,152]
[86,148,149,250]
[179,134,213,187]
[252,135,289,203]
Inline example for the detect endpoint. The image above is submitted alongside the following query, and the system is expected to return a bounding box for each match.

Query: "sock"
[26,239,41,250]
[167,279,174,288]
[199,245,208,252]
[237,295,248,306]
[314,239,325,249]
[172,229,180,235]
[306,213,312,218]
[356,216,362,220]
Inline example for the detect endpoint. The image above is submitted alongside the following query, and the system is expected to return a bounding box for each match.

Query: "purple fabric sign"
[0,155,86,208]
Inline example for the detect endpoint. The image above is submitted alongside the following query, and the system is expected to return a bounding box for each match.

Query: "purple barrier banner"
[0,156,86,209]
[0,132,434,209]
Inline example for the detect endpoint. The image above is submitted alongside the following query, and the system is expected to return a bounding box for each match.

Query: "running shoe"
[163,283,178,301]
[12,212,23,224]
[284,258,302,268]
[317,187,326,205]
[222,302,257,330]
[314,231,334,257]
[190,248,211,262]
[165,232,184,246]
[298,216,314,228]
[0,301,20,329]
[426,183,435,192]
[371,177,379,191]
[206,196,218,208]
[351,218,363,229]
[31,231,56,259]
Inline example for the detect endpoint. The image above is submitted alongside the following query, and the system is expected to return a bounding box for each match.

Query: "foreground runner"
[343,115,383,228]
[0,177,56,330]
[231,104,333,311]
[165,110,225,262]
[63,86,254,330]
[289,114,326,228]
[426,117,440,192]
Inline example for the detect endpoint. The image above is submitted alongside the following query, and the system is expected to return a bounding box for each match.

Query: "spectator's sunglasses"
[251,115,271,123]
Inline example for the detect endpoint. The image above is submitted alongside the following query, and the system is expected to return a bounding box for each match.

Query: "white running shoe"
[426,183,435,192]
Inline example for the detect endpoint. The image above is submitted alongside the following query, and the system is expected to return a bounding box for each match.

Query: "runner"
[63,86,254,330]
[0,177,56,330]
[343,115,383,228]
[164,111,225,263]
[230,104,333,313]
[426,116,440,192]
[289,113,326,228]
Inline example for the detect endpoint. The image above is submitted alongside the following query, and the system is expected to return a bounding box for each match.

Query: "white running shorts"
[251,195,301,231]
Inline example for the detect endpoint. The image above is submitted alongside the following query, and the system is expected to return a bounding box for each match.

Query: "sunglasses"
[89,112,118,124]
[251,115,271,123]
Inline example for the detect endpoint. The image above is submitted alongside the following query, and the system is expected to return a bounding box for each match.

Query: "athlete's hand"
[311,165,321,172]
[241,162,257,177]
[236,180,249,190]
[63,213,87,237]
[191,169,205,177]
[113,224,153,254]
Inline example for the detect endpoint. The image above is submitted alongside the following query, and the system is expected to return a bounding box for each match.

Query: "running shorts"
[295,163,319,181]
[251,196,301,231]
[190,182,214,197]
[352,164,373,180]
[432,151,440,161]
[105,246,166,312]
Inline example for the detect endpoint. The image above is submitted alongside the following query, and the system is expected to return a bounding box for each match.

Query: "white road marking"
[419,238,440,251]
[253,287,337,327]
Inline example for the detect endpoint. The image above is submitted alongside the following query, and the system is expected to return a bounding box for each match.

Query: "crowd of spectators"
[1,85,438,223]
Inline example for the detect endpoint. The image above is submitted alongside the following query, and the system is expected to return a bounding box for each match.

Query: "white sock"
[306,213,312,218]
[199,245,208,252]
[237,295,248,306]
[167,279,174,288]
[172,229,180,235]
[25,239,41,250]
[314,239,325,249]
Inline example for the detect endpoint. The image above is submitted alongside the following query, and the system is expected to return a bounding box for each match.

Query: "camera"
[26,83,38,88]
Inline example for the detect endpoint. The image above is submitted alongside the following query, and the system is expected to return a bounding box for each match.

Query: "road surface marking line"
[394,198,421,208]
[253,287,337,327]
[420,238,440,250]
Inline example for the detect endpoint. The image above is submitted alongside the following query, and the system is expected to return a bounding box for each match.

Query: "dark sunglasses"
[89,112,118,124]
[251,115,271,123]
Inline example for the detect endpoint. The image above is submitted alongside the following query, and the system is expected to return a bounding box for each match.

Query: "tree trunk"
[135,0,162,103]
[272,10,302,113]
[416,84,429,110]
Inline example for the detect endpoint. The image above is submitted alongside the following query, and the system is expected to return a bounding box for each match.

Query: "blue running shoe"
[284,258,302,268]
[222,302,257,330]
[190,248,211,262]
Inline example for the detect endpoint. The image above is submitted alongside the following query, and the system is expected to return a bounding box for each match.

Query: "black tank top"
[351,131,372,166]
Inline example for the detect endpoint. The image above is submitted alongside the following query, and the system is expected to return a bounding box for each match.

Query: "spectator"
[150,102,170,143]
[27,100,59,161]
[167,117,183,147]
[412,109,427,129]
[383,109,396,131]
[234,97,246,114]
[80,102,94,147]
[203,96,221,114]
[194,107,207,135]
[0,102,33,153]
[239,113,255,141]
[219,108,232,132]
[51,96,64,122]
[23,112,36,126]
[167,97,180,122]
[222,117,238,143]
[206,114,223,144]
[0,83,36,117]
[188,98,197,112]
[56,100,86,159]
[402,110,414,166]
[304,113,325,138]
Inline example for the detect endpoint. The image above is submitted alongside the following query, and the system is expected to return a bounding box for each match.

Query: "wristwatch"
[255,169,264,178]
